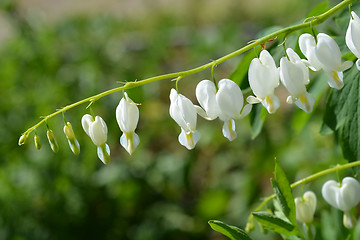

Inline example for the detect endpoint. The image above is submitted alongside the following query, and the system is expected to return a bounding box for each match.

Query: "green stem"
[252,161,360,214]
[20,0,355,137]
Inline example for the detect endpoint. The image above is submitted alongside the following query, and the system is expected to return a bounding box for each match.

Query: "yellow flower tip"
[185,132,194,149]
[265,96,274,113]
[331,71,344,89]
[227,120,236,141]
[300,94,311,113]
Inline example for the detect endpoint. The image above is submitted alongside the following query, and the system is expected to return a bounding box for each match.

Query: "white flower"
[299,33,323,71]
[116,92,140,155]
[346,11,360,70]
[247,50,280,114]
[322,177,360,228]
[295,191,317,224]
[169,88,200,150]
[195,79,251,141]
[299,33,353,89]
[279,48,315,113]
[81,114,110,164]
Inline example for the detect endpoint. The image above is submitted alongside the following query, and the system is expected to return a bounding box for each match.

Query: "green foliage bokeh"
[0,0,353,239]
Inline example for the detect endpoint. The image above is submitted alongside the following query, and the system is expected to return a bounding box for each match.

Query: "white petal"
[81,114,94,137]
[222,119,236,141]
[346,12,360,58]
[322,180,340,209]
[280,56,308,96]
[299,33,323,71]
[261,94,280,114]
[216,79,243,121]
[178,128,200,150]
[295,191,317,224]
[89,116,108,146]
[327,71,344,90]
[294,92,315,113]
[239,104,252,118]
[246,96,262,104]
[195,80,220,119]
[169,89,197,132]
[248,52,279,98]
[120,132,140,155]
[339,177,360,211]
[315,33,342,71]
[356,59,360,71]
[195,105,214,120]
[116,93,139,133]
[97,144,111,164]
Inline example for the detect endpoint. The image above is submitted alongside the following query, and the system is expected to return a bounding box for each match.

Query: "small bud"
[343,211,357,229]
[295,191,317,224]
[47,129,59,153]
[64,122,76,141]
[63,122,80,155]
[18,133,28,146]
[34,133,41,150]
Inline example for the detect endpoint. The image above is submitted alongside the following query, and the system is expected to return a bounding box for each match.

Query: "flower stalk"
[19,0,356,139]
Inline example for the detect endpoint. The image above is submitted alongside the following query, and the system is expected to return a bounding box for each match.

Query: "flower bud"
[47,129,59,153]
[18,133,28,146]
[63,122,80,155]
[34,133,41,150]
[295,191,317,224]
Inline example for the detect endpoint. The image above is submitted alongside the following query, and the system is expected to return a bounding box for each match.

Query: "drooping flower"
[299,33,323,71]
[295,191,317,224]
[116,92,140,155]
[169,88,200,150]
[279,48,315,113]
[247,50,280,114]
[196,79,252,141]
[322,177,360,228]
[82,114,110,164]
[299,33,353,89]
[63,121,80,155]
[346,11,360,70]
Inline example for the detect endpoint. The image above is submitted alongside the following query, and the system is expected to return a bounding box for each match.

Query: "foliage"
[1,0,360,240]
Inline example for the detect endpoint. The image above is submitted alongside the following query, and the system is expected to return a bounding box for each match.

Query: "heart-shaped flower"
[322,177,360,228]
[295,191,317,224]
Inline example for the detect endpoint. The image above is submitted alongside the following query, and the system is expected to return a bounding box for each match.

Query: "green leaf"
[252,212,295,235]
[306,1,329,18]
[274,161,296,225]
[321,67,360,162]
[208,220,253,240]
[249,103,267,139]
[230,48,260,88]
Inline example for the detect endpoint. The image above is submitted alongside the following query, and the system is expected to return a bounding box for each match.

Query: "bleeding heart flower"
[295,191,317,224]
[322,177,360,228]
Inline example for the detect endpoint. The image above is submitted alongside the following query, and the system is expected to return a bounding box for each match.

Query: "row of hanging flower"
[296,176,360,232]
[25,11,360,164]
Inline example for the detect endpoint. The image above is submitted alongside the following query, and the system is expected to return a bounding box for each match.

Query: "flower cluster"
[19,11,360,159]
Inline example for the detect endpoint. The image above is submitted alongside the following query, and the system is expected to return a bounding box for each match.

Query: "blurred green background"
[0,0,351,239]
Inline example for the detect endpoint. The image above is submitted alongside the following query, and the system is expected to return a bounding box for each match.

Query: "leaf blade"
[208,220,253,240]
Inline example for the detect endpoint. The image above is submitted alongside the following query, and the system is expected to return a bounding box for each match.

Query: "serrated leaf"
[249,103,267,139]
[252,212,295,235]
[321,67,360,162]
[208,220,253,240]
[274,161,296,225]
